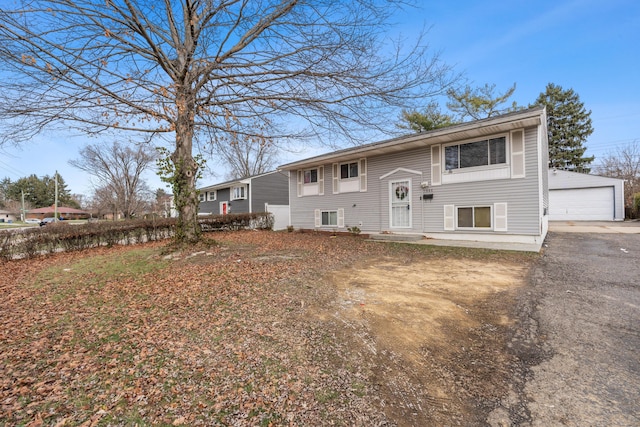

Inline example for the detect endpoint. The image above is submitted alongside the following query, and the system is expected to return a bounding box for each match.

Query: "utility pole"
[54,171,59,221]
[21,190,26,222]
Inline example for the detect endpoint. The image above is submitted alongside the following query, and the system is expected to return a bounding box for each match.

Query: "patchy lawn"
[0,231,536,426]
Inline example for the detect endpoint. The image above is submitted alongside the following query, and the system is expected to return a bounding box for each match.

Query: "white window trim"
[339,161,359,180]
[333,158,367,194]
[442,133,510,174]
[314,208,344,228]
[303,167,319,185]
[198,193,206,202]
[207,191,217,201]
[456,205,493,230]
[359,158,367,192]
[297,166,324,197]
[510,129,526,178]
[231,185,247,200]
[494,202,508,231]
[443,205,455,230]
[431,145,442,186]
[318,166,325,195]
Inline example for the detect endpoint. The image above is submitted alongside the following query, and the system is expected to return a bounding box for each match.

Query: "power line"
[0,157,27,179]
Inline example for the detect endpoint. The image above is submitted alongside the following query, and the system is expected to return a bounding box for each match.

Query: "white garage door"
[549,187,614,221]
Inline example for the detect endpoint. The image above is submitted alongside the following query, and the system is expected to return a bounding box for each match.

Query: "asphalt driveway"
[492,230,640,426]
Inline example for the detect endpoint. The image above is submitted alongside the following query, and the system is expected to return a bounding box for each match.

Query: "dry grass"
[0,230,535,426]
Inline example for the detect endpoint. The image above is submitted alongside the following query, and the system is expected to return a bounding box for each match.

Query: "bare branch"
[0,0,458,242]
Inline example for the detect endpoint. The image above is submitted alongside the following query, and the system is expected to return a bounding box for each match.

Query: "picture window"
[445,136,506,171]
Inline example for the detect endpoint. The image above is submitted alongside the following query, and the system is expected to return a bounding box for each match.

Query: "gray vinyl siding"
[289,146,431,232]
[199,171,288,215]
[289,126,544,236]
[229,192,249,213]
[199,188,232,215]
[424,126,542,235]
[251,171,289,212]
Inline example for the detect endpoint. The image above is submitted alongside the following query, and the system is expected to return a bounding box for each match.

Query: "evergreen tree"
[446,83,519,120]
[534,83,594,172]
[5,173,78,208]
[398,101,458,133]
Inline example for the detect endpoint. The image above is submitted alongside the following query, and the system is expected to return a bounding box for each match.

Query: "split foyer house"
[197,170,289,229]
[279,107,550,247]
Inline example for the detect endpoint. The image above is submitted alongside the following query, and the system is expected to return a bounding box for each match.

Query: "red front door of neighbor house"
[220,201,228,215]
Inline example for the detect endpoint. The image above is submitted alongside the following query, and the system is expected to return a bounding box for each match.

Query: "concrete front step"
[369,233,424,242]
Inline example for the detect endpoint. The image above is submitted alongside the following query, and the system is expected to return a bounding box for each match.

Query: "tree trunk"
[171,89,201,243]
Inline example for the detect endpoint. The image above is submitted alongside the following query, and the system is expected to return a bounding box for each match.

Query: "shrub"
[0,212,274,261]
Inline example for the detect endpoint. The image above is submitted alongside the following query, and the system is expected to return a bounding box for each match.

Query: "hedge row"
[0,212,274,261]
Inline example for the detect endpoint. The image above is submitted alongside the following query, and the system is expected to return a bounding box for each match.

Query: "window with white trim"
[231,185,246,200]
[457,206,491,228]
[322,210,338,226]
[333,158,367,193]
[198,193,205,202]
[314,208,344,228]
[304,168,318,184]
[445,136,507,171]
[340,162,359,179]
[207,191,216,201]
[298,166,324,197]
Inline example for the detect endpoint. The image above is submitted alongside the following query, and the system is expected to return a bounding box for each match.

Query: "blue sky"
[1,0,638,196]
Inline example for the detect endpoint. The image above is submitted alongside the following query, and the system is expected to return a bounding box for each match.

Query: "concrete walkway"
[368,220,640,253]
[369,233,542,253]
[548,220,640,233]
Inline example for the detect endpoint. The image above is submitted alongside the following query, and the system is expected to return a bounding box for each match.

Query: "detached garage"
[548,170,624,221]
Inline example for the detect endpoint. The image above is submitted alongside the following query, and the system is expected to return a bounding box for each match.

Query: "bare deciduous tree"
[596,140,640,213]
[206,116,279,179]
[69,141,158,219]
[0,0,456,242]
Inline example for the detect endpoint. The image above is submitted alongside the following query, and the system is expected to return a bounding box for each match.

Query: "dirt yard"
[320,256,529,426]
[0,231,537,426]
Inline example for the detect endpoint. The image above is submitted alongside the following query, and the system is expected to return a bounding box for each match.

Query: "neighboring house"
[279,107,550,247]
[198,171,290,229]
[548,169,624,221]
[0,209,18,223]
[27,205,90,220]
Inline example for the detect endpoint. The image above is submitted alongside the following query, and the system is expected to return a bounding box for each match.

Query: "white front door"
[390,179,411,228]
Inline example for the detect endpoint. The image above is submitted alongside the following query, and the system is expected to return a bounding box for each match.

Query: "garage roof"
[548,169,624,190]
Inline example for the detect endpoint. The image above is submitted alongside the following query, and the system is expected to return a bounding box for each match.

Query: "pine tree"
[534,83,594,172]
[447,83,519,120]
[398,101,458,133]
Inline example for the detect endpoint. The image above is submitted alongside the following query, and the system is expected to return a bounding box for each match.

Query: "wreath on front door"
[395,185,409,200]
